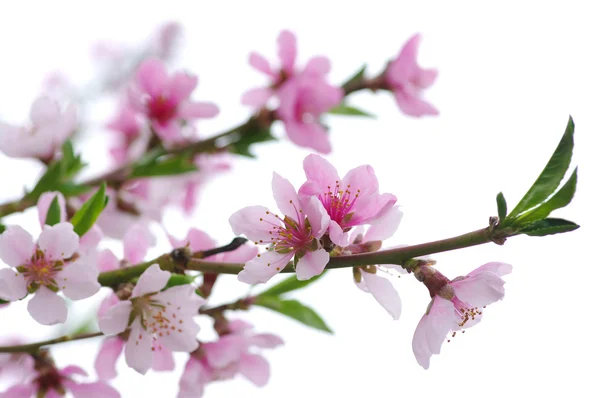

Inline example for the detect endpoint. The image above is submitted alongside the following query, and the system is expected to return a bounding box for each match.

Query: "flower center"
[20,249,63,290]
[320,181,360,226]
[135,297,186,340]
[146,95,177,125]
[452,297,484,328]
[259,202,313,252]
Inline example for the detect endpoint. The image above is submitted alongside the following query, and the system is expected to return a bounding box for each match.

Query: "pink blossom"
[0,363,120,398]
[299,154,398,246]
[0,223,100,325]
[178,320,283,397]
[0,96,76,160]
[169,227,258,263]
[242,30,332,108]
[98,264,204,375]
[0,338,35,384]
[412,262,512,369]
[385,34,438,117]
[106,102,150,165]
[229,172,331,283]
[128,58,218,142]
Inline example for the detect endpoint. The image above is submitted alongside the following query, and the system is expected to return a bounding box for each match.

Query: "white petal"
[27,287,67,325]
[0,268,28,300]
[98,301,133,335]
[131,264,170,297]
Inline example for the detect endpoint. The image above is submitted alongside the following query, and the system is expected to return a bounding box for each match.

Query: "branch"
[0,332,103,354]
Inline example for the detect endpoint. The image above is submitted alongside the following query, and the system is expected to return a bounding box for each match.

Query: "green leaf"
[507,116,574,219]
[328,103,375,118]
[29,161,64,199]
[0,299,8,305]
[130,154,198,178]
[165,274,196,288]
[496,192,507,222]
[0,224,5,234]
[230,125,277,158]
[341,64,367,92]
[57,183,91,196]
[516,168,577,224]
[44,196,62,226]
[254,296,333,333]
[70,182,107,236]
[258,271,326,297]
[520,218,580,236]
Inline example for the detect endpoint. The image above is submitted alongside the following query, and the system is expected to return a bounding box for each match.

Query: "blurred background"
[0,1,597,397]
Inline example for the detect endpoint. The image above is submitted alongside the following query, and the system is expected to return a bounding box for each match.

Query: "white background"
[0,1,598,397]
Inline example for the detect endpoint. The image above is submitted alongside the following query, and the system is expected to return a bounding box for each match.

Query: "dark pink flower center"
[451,297,484,328]
[259,203,313,252]
[319,181,360,226]
[20,249,63,290]
[145,95,178,125]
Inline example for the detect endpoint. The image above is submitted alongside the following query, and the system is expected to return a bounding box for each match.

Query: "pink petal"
[239,353,270,387]
[393,90,439,117]
[241,87,274,108]
[124,320,153,375]
[0,226,35,267]
[277,30,297,74]
[412,297,456,369]
[151,342,175,371]
[272,172,301,219]
[131,264,170,297]
[220,244,258,263]
[124,224,153,264]
[27,287,67,325]
[203,335,245,368]
[300,196,330,239]
[328,221,349,247]
[136,58,169,97]
[98,293,120,318]
[341,164,379,197]
[182,228,216,252]
[303,56,331,76]
[364,205,403,242]
[238,251,293,284]
[168,72,198,103]
[59,365,88,377]
[98,301,133,335]
[57,259,100,300]
[29,96,60,125]
[247,333,284,349]
[37,191,66,226]
[295,248,329,280]
[178,101,219,119]
[37,223,79,261]
[248,52,274,76]
[178,358,209,398]
[94,337,124,380]
[0,268,27,301]
[452,272,507,307]
[387,34,421,85]
[228,319,254,333]
[97,249,120,272]
[300,154,339,195]
[467,262,513,278]
[159,322,200,353]
[0,383,35,398]
[361,270,402,320]
[284,121,332,154]
[79,225,103,253]
[68,381,121,398]
[229,206,281,242]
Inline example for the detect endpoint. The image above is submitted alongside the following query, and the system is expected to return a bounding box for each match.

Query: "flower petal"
[124,223,153,264]
[131,264,170,297]
[272,172,301,219]
[284,121,332,154]
[452,271,507,307]
[124,319,153,375]
[295,248,329,280]
[412,297,456,369]
[37,191,66,227]
[94,337,124,380]
[58,259,100,300]
[27,287,67,325]
[467,262,513,278]
[203,335,245,368]
[68,381,121,398]
[220,244,259,263]
[361,270,402,320]
[393,90,439,117]
[168,72,197,103]
[300,154,339,195]
[248,52,273,76]
[151,342,175,371]
[136,58,169,97]
[97,249,120,272]
[38,223,79,261]
[301,196,330,239]
[238,251,293,284]
[303,56,330,76]
[98,301,133,335]
[178,357,210,398]
[277,30,297,74]
[239,353,270,387]
[364,205,403,242]
[178,101,219,119]
[0,268,27,301]
[0,226,35,267]
[0,384,35,398]
[247,333,284,349]
[229,205,281,243]
[241,87,274,108]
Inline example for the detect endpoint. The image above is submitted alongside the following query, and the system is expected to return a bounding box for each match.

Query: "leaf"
[516,168,577,224]
[507,117,574,219]
[258,271,326,297]
[44,196,62,226]
[254,296,333,333]
[520,218,580,236]
[328,103,375,118]
[0,299,8,305]
[230,124,277,158]
[0,224,5,234]
[165,274,196,288]
[341,64,367,92]
[57,183,91,196]
[130,154,198,178]
[496,192,507,222]
[70,182,107,236]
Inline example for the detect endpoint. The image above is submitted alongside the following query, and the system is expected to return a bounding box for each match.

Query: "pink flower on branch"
[0,96,76,160]
[0,223,100,325]
[412,262,512,369]
[299,154,398,247]
[229,172,330,283]
[128,58,218,142]
[98,264,204,375]
[178,320,283,397]
[385,34,438,117]
[0,362,119,398]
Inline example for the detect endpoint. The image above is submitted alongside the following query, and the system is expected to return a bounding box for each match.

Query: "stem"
[0,332,103,354]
